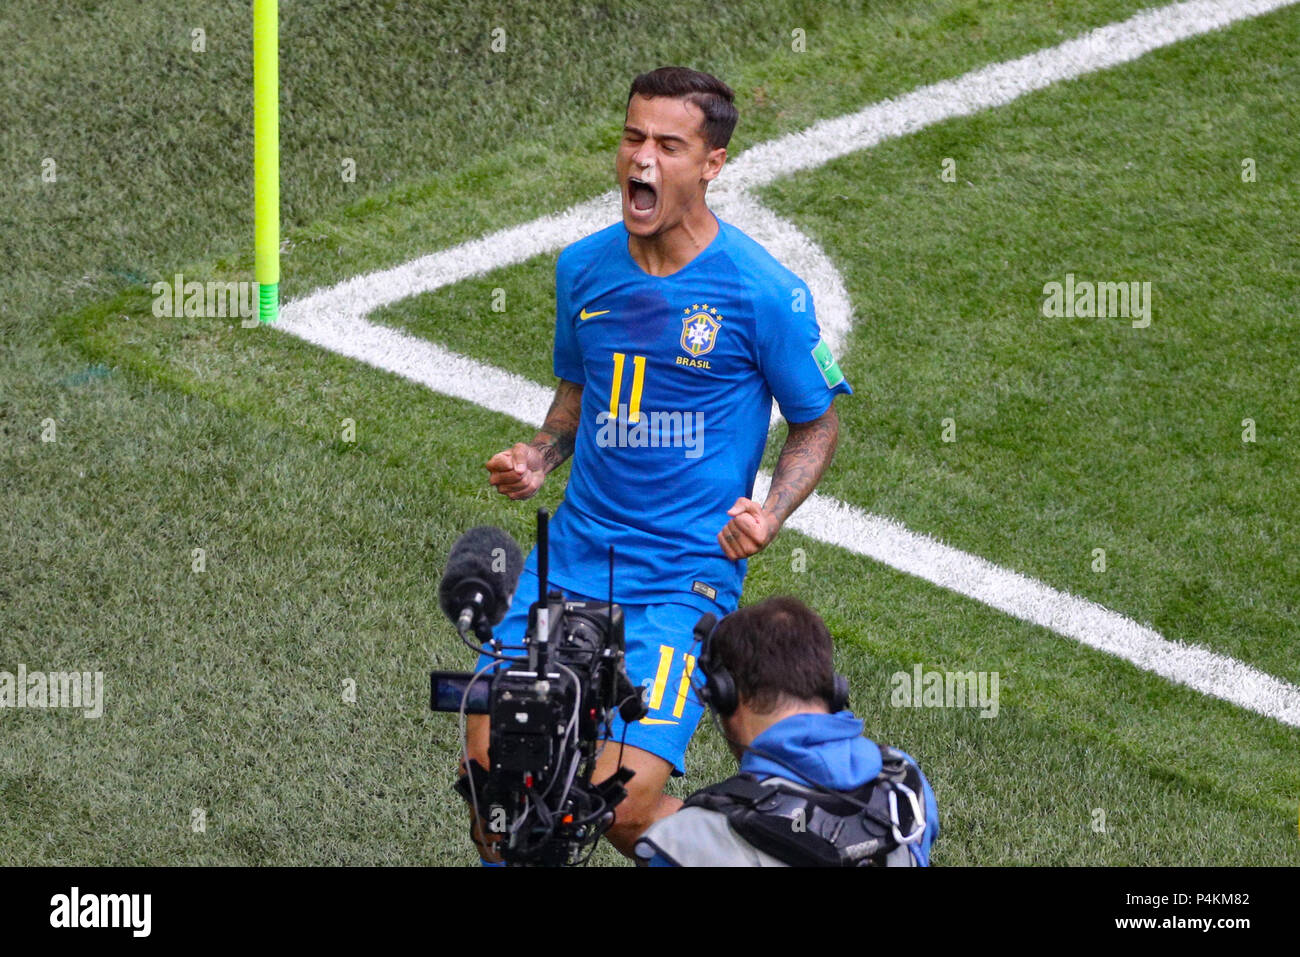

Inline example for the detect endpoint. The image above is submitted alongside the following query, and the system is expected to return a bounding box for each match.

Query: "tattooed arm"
[485,379,584,500]
[717,401,840,560]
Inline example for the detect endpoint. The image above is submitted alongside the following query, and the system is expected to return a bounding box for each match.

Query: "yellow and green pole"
[254,0,279,322]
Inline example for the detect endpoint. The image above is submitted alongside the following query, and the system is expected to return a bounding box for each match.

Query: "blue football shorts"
[474,569,711,776]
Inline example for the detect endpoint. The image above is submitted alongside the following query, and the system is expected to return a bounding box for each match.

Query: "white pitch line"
[277,0,1300,728]
[709,191,856,426]
[719,0,1300,192]
[768,477,1300,729]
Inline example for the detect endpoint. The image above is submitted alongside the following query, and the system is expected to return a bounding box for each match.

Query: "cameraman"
[634,596,940,866]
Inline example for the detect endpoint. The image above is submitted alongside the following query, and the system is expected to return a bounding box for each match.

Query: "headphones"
[693,613,850,718]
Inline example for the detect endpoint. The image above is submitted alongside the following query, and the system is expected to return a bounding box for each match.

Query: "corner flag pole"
[254,0,279,323]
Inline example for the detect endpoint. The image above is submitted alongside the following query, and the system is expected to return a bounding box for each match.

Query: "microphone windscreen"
[438,526,525,625]
[617,668,649,723]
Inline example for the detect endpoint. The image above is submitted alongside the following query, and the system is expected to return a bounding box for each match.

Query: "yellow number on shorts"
[646,645,697,718]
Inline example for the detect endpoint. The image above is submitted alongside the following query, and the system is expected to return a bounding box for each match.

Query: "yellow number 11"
[609,352,647,423]
[646,644,696,719]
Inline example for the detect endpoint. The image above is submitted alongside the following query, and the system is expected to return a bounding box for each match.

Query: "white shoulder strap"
[636,806,789,867]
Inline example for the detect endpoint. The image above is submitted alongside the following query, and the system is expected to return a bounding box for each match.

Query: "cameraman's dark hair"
[710,596,837,714]
[628,66,738,150]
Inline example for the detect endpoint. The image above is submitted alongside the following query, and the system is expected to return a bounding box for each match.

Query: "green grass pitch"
[1,0,1296,865]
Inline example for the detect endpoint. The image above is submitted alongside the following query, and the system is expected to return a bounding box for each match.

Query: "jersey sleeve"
[552,251,585,384]
[755,278,852,423]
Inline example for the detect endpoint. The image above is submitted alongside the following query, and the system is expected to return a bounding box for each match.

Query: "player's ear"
[701,146,727,184]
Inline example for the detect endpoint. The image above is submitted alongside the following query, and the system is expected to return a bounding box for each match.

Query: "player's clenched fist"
[717,497,781,560]
[485,443,548,500]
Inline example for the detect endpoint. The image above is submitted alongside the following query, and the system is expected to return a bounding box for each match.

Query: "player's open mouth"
[627,176,658,216]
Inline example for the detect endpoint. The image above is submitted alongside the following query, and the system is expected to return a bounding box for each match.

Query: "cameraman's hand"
[485,442,548,500]
[718,497,781,560]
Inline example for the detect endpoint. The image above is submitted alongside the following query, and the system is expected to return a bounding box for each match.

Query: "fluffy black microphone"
[438,526,524,640]
[617,669,648,723]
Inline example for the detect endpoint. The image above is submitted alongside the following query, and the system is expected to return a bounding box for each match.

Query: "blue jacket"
[641,711,940,866]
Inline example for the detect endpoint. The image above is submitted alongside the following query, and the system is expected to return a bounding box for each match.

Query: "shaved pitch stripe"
[277,0,1300,728]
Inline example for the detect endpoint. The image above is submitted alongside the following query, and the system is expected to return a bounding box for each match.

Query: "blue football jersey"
[530,216,852,614]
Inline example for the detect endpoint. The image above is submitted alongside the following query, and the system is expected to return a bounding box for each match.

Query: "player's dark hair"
[710,596,837,714]
[628,66,738,150]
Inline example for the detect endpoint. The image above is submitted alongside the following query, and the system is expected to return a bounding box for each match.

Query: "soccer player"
[467,66,852,862]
